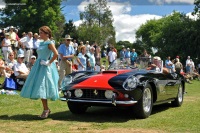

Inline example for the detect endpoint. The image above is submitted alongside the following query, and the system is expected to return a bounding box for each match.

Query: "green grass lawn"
[0,79,200,133]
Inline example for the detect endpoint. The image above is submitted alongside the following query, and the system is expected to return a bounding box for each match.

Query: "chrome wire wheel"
[143,87,152,113]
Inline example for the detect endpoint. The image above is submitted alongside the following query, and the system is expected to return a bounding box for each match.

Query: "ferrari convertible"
[61,58,185,119]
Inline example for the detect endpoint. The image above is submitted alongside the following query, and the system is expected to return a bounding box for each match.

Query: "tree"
[78,0,115,45]
[136,11,200,63]
[0,0,65,39]
[193,0,200,19]
[62,20,78,41]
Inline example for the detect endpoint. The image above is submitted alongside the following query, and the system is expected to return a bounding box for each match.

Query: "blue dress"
[20,40,59,101]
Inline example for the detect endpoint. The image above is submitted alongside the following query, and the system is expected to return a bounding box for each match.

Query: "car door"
[148,72,168,101]
[165,73,179,99]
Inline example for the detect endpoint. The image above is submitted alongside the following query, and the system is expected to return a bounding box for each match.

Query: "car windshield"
[108,59,133,70]
[108,57,163,73]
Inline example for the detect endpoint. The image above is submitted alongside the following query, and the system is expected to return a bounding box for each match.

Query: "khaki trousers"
[58,60,72,88]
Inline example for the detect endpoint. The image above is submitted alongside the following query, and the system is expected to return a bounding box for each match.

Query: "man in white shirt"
[14,54,29,79]
[73,39,78,55]
[108,47,117,64]
[186,56,191,73]
[19,32,33,64]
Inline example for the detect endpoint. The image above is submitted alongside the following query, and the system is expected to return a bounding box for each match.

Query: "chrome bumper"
[67,99,137,105]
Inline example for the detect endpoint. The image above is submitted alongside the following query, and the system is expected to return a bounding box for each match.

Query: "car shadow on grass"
[0,103,173,122]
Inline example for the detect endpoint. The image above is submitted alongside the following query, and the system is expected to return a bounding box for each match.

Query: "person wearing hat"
[26,55,36,70]
[13,54,29,79]
[58,34,75,88]
[1,32,12,62]
[8,26,17,50]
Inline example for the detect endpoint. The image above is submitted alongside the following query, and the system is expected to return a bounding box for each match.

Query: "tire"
[132,84,153,119]
[67,101,88,114]
[171,84,184,107]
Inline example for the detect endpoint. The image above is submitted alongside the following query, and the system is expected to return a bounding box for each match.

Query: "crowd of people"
[1,26,200,87]
[1,26,200,119]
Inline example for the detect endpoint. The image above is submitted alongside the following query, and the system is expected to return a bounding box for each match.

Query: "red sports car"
[61,58,185,119]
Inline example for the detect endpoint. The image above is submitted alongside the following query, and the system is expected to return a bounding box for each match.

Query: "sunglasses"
[9,55,14,56]
[66,39,71,41]
[20,57,24,59]
[31,58,36,60]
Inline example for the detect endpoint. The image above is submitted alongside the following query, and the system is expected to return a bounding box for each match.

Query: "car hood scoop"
[102,71,118,74]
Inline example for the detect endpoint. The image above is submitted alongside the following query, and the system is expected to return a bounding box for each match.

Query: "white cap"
[31,55,36,59]
[17,54,24,58]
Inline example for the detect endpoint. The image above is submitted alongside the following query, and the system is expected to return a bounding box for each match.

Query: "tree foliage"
[62,20,78,41]
[136,12,200,63]
[193,0,200,18]
[78,0,115,45]
[0,0,65,39]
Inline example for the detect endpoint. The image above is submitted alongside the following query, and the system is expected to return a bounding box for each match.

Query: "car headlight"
[74,89,83,98]
[61,75,72,90]
[105,90,114,99]
[123,75,138,91]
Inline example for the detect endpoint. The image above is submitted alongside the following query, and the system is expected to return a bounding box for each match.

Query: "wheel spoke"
[143,88,152,112]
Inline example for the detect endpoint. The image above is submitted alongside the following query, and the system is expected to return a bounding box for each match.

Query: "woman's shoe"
[38,109,51,119]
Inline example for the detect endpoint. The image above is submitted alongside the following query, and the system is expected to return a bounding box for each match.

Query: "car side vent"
[102,71,118,74]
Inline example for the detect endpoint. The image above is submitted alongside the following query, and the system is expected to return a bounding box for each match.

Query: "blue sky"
[0,0,196,42]
[61,0,196,42]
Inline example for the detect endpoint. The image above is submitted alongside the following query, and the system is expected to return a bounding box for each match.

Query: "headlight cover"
[105,90,114,99]
[74,89,83,98]
[61,75,73,90]
[122,75,138,91]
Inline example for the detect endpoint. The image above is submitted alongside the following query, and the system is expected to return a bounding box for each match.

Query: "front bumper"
[67,99,137,105]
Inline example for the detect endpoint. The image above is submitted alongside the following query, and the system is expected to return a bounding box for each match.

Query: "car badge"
[94,90,98,95]
[94,80,97,82]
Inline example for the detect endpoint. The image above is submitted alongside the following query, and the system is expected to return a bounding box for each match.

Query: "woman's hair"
[80,45,86,51]
[39,26,52,38]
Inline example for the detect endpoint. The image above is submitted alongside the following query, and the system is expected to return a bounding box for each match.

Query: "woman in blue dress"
[20,26,59,118]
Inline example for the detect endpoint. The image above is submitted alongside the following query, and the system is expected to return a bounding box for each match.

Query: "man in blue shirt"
[58,35,75,88]
[165,56,173,73]
[130,48,137,66]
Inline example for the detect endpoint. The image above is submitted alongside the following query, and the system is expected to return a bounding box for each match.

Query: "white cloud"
[76,1,162,43]
[113,14,162,43]
[0,0,5,8]
[149,0,194,5]
[186,12,198,20]
[74,20,83,27]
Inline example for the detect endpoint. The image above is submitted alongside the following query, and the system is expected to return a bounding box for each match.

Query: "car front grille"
[70,89,107,100]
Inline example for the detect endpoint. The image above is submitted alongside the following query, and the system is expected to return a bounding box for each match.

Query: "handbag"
[3,78,17,90]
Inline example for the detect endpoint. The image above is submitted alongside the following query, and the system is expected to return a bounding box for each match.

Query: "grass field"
[0,79,200,133]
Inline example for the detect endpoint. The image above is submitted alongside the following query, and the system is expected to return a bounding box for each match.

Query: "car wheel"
[133,84,153,119]
[67,101,88,114]
[171,84,183,107]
